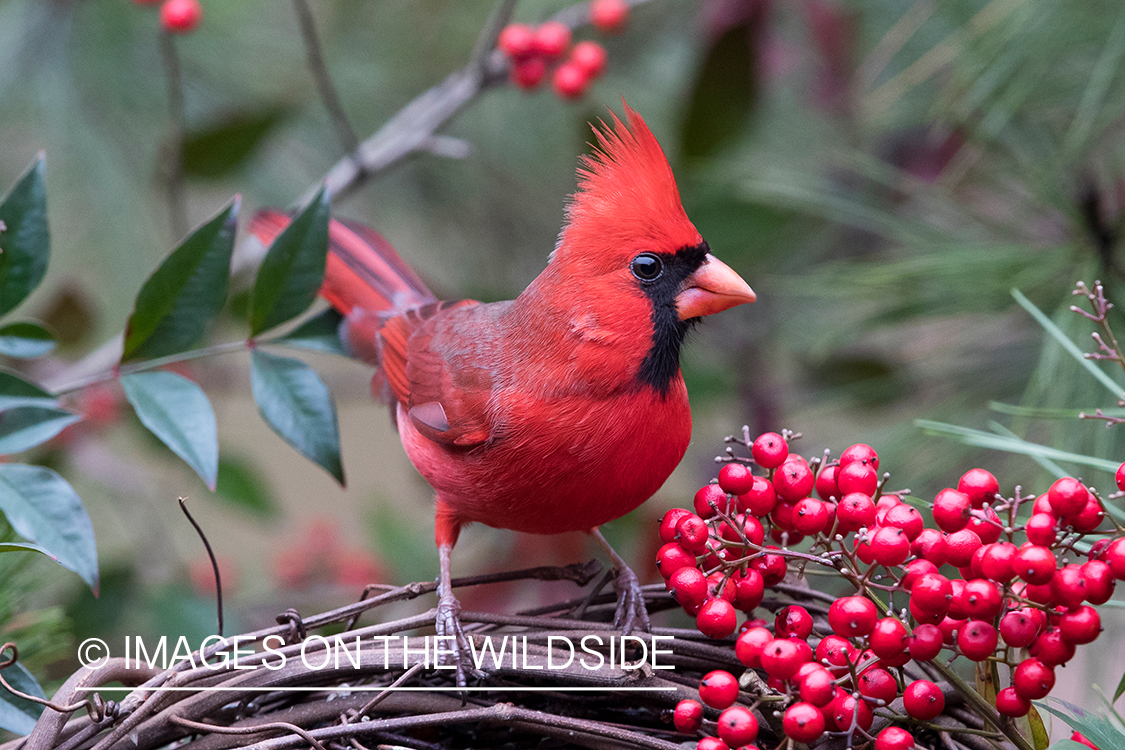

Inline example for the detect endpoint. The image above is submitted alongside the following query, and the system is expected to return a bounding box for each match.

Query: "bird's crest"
[556,105,701,269]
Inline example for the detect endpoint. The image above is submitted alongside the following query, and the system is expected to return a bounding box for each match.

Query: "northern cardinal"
[251,106,754,681]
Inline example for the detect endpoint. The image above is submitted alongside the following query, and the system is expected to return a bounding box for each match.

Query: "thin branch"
[178,498,223,636]
[291,0,360,155]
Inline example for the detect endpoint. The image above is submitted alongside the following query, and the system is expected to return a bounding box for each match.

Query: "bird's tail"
[249,210,436,365]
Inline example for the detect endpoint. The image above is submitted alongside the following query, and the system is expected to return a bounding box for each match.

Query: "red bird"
[252,107,754,679]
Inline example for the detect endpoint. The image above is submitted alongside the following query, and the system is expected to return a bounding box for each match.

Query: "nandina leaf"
[1115,669,1125,703]
[121,198,239,362]
[0,156,50,319]
[680,17,759,159]
[250,349,343,484]
[0,322,54,358]
[121,371,218,490]
[0,660,46,735]
[182,107,288,179]
[249,187,330,336]
[1026,705,1050,750]
[1037,699,1125,750]
[0,464,98,591]
[0,368,57,409]
[275,307,346,356]
[0,405,80,454]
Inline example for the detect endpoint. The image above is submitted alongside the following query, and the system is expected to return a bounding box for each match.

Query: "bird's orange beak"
[676,254,756,320]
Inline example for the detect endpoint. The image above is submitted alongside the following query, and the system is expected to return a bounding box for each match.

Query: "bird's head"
[545,105,755,391]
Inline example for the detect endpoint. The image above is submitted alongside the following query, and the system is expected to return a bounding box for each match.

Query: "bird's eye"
[630,253,663,281]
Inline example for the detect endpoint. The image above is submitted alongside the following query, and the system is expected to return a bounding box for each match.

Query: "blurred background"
[2,0,1125,734]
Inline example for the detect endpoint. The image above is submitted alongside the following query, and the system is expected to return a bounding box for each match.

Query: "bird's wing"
[378,300,497,448]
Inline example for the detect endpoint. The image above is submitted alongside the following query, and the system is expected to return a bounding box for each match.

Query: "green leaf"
[0,464,97,591]
[1047,742,1094,750]
[0,660,46,735]
[1028,705,1051,750]
[121,198,239,362]
[275,307,346,356]
[0,541,54,557]
[250,349,343,484]
[1012,288,1125,400]
[1116,669,1125,703]
[215,456,276,517]
[1037,698,1125,750]
[987,421,1070,479]
[916,419,1119,473]
[0,322,54,359]
[249,187,330,336]
[0,405,80,454]
[0,156,49,319]
[121,371,218,490]
[0,369,57,410]
[182,107,288,179]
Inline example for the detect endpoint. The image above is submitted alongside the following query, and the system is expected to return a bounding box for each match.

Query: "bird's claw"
[611,563,651,634]
[435,589,486,687]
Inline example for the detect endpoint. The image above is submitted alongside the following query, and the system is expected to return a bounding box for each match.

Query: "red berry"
[1107,538,1125,579]
[533,21,571,58]
[760,638,807,680]
[995,687,1030,717]
[1013,545,1057,585]
[498,23,536,58]
[676,514,710,552]
[750,432,788,468]
[902,559,939,589]
[782,702,825,743]
[696,737,727,750]
[1030,627,1075,666]
[875,727,916,750]
[884,503,924,540]
[1025,513,1057,546]
[1071,731,1101,750]
[590,0,629,32]
[668,566,708,612]
[792,497,829,535]
[1012,658,1054,699]
[717,706,758,747]
[837,461,878,496]
[659,508,693,543]
[775,605,814,639]
[870,526,911,566]
[1000,609,1042,648]
[938,616,966,645]
[857,667,898,705]
[732,569,765,612]
[552,62,588,99]
[770,500,797,531]
[903,679,945,720]
[749,548,787,586]
[869,617,908,659]
[836,492,876,533]
[815,635,855,676]
[737,476,777,516]
[568,40,607,78]
[1071,497,1104,533]
[828,596,878,637]
[957,620,998,661]
[815,463,841,500]
[656,542,695,578]
[160,0,202,33]
[932,488,972,532]
[673,699,704,734]
[774,456,814,501]
[909,624,943,661]
[913,527,949,566]
[694,484,729,519]
[831,694,873,732]
[699,670,739,709]
[961,579,1002,620]
[1082,559,1115,604]
[1051,564,1088,608]
[958,468,999,507]
[735,626,772,668]
[1117,461,1125,492]
[980,541,1017,582]
[798,665,836,706]
[697,598,737,639]
[947,579,969,619]
[719,463,756,495]
[945,529,983,568]
[1048,477,1089,518]
[967,507,1003,544]
[910,573,953,617]
[840,443,879,470]
[1058,605,1101,644]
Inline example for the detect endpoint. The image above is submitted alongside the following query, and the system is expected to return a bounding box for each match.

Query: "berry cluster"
[659,430,1124,749]
[133,0,203,34]
[497,0,628,100]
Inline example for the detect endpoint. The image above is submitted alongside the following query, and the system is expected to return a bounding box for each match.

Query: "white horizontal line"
[75,686,675,692]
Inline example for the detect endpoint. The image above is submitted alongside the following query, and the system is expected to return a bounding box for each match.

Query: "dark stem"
[159,31,187,241]
[178,498,223,636]
[291,0,360,155]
